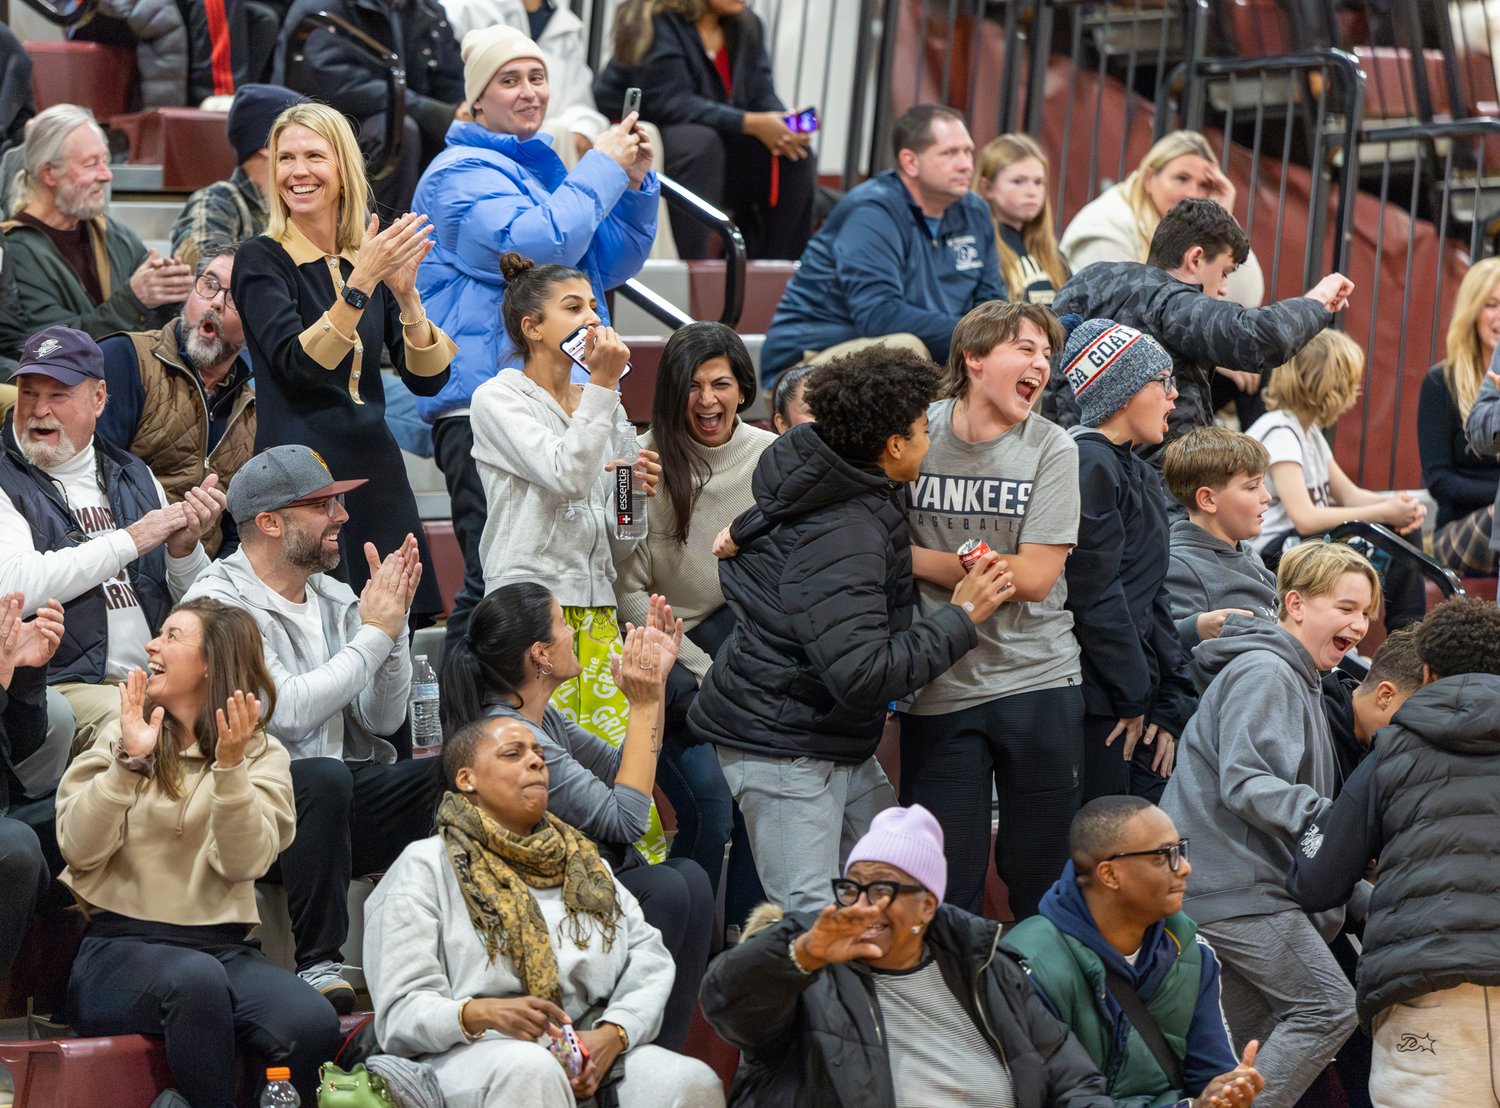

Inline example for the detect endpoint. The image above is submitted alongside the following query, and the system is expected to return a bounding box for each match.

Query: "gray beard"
[54,179,106,221]
[184,325,242,372]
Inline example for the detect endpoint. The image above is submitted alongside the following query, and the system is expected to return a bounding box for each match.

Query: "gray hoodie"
[1164,518,1278,692]
[1160,613,1339,929]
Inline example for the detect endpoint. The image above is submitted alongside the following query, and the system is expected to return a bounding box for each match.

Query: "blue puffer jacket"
[411,122,659,422]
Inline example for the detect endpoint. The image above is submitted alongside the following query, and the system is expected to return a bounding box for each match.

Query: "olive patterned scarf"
[437,791,620,1002]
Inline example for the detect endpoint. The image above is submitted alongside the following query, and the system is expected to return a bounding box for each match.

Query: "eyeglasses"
[283,493,344,517]
[831,878,927,908]
[195,273,235,310]
[1105,838,1189,873]
[1150,373,1176,397]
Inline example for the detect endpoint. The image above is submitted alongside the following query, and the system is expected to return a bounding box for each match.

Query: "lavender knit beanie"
[844,804,947,902]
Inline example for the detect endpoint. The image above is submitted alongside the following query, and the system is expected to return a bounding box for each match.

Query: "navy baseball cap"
[11,326,105,387]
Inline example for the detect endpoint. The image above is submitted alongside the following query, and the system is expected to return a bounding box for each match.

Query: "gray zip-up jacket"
[1164,518,1278,692]
[184,548,409,763]
[1160,614,1340,930]
[470,370,641,607]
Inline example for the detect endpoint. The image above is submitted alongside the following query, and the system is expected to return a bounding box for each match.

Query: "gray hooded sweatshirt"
[1160,613,1339,930]
[1164,518,1278,692]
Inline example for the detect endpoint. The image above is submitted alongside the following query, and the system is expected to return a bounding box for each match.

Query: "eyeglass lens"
[833,880,899,907]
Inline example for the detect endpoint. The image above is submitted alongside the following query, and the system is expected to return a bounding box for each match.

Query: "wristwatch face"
[343,285,368,310]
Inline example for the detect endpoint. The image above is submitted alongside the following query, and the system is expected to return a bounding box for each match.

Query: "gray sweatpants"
[716,746,895,916]
[1200,909,1358,1108]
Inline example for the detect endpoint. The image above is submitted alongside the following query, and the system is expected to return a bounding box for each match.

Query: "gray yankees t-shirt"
[906,399,1082,714]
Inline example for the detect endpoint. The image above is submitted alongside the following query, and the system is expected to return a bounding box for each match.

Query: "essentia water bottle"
[410,655,442,751]
[613,420,649,541]
[261,1068,299,1108]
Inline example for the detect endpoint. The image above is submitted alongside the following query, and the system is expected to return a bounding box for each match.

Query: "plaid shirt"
[169,167,268,266]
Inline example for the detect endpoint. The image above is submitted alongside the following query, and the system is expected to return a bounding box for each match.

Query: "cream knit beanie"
[462,27,546,108]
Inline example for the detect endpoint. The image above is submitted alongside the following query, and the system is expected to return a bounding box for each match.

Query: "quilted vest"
[125,321,255,557]
[1009,912,1204,1107]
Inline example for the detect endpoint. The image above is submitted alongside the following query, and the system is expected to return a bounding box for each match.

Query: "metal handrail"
[657,174,745,328]
[1325,521,1464,599]
[616,278,695,331]
[15,0,96,27]
[283,11,406,181]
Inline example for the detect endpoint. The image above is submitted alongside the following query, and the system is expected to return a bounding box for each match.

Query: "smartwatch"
[342,284,370,310]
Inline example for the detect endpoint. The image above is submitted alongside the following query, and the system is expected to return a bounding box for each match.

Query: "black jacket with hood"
[1064,428,1197,734]
[1043,261,1331,465]
[700,901,1114,1108]
[1288,673,1500,1026]
[686,423,978,764]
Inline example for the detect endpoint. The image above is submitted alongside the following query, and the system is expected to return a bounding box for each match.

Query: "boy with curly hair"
[688,344,1014,914]
[1289,595,1500,1108]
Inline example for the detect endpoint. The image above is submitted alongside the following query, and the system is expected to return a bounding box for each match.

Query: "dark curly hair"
[1416,595,1500,679]
[802,345,943,464]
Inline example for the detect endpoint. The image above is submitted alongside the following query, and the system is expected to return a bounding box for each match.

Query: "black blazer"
[594,11,783,136]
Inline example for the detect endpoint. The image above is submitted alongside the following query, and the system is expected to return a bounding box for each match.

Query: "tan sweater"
[614,421,777,680]
[57,720,296,927]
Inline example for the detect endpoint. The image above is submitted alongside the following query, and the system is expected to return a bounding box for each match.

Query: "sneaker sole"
[319,981,357,1015]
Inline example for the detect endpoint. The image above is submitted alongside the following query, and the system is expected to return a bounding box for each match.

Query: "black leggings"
[1081,711,1171,804]
[65,913,342,1108]
[898,685,1084,921]
[431,415,489,658]
[0,815,47,979]
[617,858,713,1052]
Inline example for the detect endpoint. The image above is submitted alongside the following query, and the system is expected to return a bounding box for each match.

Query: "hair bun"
[498,252,536,283]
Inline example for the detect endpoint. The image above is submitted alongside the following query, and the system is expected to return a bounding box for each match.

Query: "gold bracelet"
[400,308,427,327]
[606,1021,629,1053]
[458,997,481,1041]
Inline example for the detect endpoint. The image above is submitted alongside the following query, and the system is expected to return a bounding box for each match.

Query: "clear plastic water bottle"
[613,420,649,541]
[261,1067,299,1108]
[410,654,442,749]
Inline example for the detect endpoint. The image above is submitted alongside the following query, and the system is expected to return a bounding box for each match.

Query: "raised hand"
[792,903,886,972]
[0,593,64,671]
[119,668,165,758]
[359,543,413,638]
[214,690,262,768]
[1195,1040,1264,1108]
[130,248,196,309]
[127,502,189,557]
[611,625,665,708]
[1305,273,1354,313]
[347,212,435,297]
[625,594,683,679]
[166,473,228,558]
[593,112,642,174]
[584,325,631,389]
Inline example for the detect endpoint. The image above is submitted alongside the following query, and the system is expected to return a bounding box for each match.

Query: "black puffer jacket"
[700,902,1114,1108]
[1065,428,1197,734]
[1044,261,1331,465]
[686,423,977,764]
[274,0,463,136]
[1287,673,1500,1026]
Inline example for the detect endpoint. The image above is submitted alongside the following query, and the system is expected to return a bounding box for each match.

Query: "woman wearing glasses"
[232,102,457,618]
[701,804,1115,1108]
[97,244,258,558]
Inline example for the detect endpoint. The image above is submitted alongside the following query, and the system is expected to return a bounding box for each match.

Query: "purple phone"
[785,106,819,133]
[561,325,631,379]
[548,1023,590,1079]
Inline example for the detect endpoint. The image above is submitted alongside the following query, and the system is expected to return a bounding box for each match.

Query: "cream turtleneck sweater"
[613,420,776,680]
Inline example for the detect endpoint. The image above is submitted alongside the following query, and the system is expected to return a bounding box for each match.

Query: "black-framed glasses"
[831,878,927,908]
[195,273,235,310]
[1105,838,1189,872]
[1150,373,1176,397]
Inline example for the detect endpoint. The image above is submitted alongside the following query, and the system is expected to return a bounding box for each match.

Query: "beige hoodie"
[57,721,296,927]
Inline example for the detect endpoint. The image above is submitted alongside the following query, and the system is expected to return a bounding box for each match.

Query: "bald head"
[443,714,532,788]
[1069,795,1153,876]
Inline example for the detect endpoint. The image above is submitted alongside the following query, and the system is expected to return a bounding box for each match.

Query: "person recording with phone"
[595,0,818,260]
[413,28,659,652]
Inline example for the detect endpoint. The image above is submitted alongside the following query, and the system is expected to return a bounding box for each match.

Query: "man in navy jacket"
[758,104,1005,385]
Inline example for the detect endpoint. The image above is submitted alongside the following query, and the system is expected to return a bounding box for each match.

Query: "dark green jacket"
[0,215,176,354]
[1009,911,1206,1107]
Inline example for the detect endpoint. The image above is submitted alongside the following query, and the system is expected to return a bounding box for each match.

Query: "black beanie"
[226,85,308,164]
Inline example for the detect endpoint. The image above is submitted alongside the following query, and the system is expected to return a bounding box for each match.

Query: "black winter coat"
[273,0,463,136]
[686,424,978,763]
[1064,429,1196,733]
[594,12,783,136]
[700,903,1114,1108]
[1288,673,1500,1027]
[1044,261,1331,465]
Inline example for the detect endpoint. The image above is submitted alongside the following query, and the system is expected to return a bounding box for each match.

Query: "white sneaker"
[298,959,356,1014]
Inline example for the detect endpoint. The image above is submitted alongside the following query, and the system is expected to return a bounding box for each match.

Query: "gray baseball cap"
[228,445,368,524]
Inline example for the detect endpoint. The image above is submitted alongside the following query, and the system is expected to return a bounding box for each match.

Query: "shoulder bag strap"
[1103,965,1184,1091]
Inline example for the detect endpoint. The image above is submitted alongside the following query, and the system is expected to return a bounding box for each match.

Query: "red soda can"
[957,539,990,572]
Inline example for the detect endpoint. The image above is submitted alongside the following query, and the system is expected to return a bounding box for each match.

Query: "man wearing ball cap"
[701,803,1116,1106]
[1061,317,1198,805]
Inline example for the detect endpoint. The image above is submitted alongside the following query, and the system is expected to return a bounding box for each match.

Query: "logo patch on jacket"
[1396,1033,1437,1054]
[948,234,983,271]
[1300,824,1323,858]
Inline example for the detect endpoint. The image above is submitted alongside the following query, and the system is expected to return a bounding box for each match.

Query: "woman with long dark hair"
[57,598,339,1108]
[440,582,713,1052]
[614,321,773,933]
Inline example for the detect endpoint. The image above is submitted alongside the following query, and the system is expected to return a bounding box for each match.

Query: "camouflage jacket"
[1043,261,1331,465]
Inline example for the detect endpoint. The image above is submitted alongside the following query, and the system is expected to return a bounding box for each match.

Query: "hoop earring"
[534,654,554,678]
